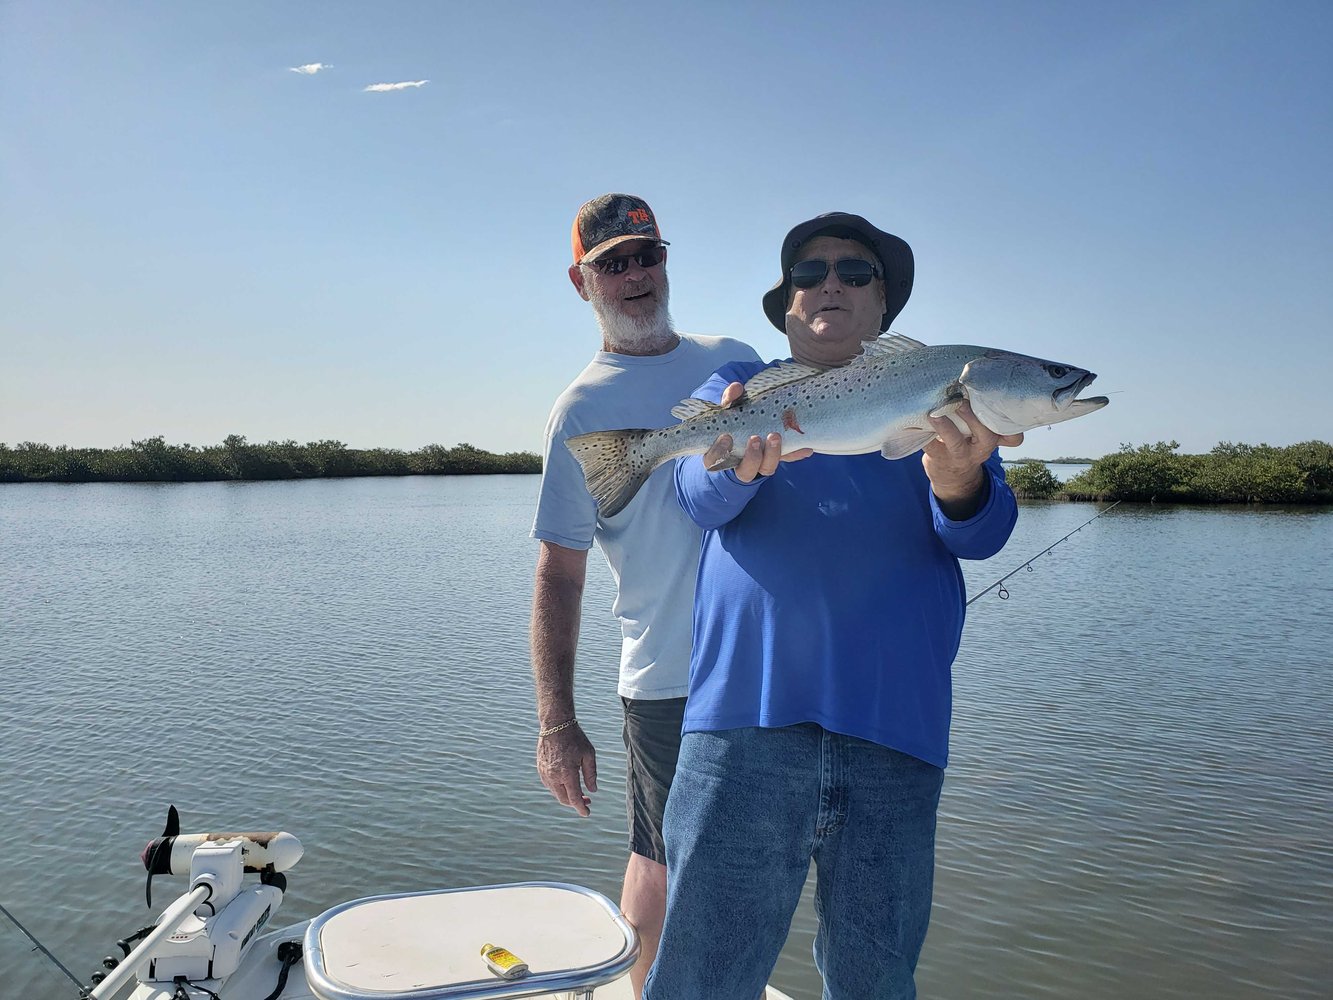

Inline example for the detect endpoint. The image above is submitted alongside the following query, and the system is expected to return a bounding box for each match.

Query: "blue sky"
[3,1,1329,460]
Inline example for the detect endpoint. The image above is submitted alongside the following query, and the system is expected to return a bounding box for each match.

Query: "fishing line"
[0,899,91,996]
[967,500,1121,606]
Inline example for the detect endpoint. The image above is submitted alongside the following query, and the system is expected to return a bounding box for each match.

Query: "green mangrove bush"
[1004,460,1062,499]
[1063,440,1332,504]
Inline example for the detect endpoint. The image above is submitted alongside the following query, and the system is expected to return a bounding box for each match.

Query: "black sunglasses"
[586,246,665,275]
[789,257,881,289]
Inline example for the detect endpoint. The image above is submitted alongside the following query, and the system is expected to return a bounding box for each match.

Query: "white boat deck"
[129,928,792,1000]
[123,888,794,1000]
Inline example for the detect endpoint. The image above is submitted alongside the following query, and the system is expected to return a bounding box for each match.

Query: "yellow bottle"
[480,942,529,980]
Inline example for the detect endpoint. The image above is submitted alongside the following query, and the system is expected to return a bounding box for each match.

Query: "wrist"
[537,699,576,730]
[933,469,990,521]
[931,468,986,504]
[538,718,580,738]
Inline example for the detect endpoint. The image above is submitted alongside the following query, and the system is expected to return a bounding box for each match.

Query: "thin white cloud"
[290,63,331,75]
[363,80,429,92]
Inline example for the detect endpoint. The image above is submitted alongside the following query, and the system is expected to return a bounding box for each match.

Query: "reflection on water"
[2,480,1330,998]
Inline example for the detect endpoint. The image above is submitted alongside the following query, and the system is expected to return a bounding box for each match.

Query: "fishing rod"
[0,899,91,997]
[967,500,1121,606]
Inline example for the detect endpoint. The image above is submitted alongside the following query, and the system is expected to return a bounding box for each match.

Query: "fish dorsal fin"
[740,360,824,397]
[670,398,721,420]
[861,333,927,360]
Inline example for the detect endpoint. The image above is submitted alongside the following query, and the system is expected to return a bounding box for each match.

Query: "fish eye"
[1044,364,1070,379]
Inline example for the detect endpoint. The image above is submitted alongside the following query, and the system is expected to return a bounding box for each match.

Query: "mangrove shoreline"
[1,436,539,483]
[1005,440,1332,504]
[4,437,1331,505]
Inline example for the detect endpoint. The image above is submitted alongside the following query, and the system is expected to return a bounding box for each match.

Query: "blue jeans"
[643,725,944,1000]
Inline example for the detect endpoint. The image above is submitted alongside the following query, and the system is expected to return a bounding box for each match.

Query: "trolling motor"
[90,806,303,998]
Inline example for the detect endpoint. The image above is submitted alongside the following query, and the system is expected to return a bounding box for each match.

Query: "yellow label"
[485,947,521,970]
[480,943,529,979]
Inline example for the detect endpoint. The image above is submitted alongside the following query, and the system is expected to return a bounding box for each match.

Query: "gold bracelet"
[538,718,579,738]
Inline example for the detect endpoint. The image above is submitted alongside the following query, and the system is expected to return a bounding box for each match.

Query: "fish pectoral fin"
[881,428,938,460]
[670,398,722,420]
[927,401,970,436]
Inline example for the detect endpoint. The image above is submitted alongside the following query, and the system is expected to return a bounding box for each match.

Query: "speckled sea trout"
[566,334,1109,518]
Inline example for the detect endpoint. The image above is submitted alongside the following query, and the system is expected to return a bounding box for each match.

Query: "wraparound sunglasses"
[584,246,666,275]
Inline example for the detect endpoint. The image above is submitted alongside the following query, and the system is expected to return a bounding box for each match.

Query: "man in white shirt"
[529,193,759,998]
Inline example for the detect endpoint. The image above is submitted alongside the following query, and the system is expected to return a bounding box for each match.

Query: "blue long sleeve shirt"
[674,360,1018,768]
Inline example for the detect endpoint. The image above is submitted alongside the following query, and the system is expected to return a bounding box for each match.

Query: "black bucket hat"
[762,212,914,333]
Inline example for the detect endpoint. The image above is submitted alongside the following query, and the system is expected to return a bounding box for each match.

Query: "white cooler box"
[303,882,639,1000]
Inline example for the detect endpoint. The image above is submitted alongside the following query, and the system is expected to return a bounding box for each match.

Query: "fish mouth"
[1054,371,1109,412]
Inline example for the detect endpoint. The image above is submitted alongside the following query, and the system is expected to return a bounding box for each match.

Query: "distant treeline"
[1006,440,1333,504]
[0,436,541,483]
[7,437,1331,502]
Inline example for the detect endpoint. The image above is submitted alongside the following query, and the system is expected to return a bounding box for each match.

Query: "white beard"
[589,288,675,355]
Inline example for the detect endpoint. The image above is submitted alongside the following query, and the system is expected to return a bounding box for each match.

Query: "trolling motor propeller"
[140,805,303,907]
[141,805,180,907]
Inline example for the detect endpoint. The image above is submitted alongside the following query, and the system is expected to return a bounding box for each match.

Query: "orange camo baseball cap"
[571,193,669,264]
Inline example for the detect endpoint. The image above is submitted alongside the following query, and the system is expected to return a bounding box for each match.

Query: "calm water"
[2,477,1331,999]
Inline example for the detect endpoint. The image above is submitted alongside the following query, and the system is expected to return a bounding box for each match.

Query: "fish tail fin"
[565,429,662,519]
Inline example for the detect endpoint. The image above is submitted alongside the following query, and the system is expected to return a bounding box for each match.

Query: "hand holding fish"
[924,400,1024,519]
[702,382,815,482]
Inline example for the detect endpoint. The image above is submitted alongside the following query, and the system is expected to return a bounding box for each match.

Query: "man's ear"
[569,264,590,301]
